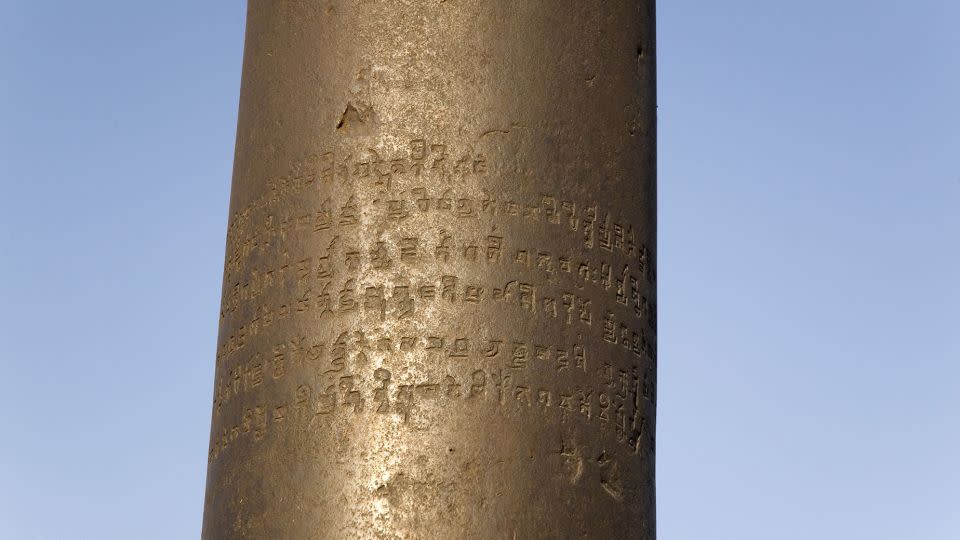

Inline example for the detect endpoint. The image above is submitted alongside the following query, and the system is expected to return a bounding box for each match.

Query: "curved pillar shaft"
[203,1,656,537]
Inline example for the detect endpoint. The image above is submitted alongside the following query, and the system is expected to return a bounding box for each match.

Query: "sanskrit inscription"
[204,2,656,537]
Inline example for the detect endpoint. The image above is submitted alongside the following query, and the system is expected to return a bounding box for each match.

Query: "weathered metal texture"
[203,1,656,538]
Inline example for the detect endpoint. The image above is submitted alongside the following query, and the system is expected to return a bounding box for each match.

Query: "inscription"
[219,234,656,331]
[225,187,654,287]
[213,331,592,415]
[214,271,654,368]
[208,363,655,465]
[210,135,657,495]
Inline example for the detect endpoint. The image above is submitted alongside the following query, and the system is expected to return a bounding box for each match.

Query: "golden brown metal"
[203,1,656,537]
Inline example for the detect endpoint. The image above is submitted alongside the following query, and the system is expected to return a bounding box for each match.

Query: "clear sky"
[1,1,957,538]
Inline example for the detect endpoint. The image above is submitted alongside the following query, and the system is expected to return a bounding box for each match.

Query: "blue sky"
[1,1,957,538]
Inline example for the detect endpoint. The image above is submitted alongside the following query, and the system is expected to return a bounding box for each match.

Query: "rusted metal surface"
[203,1,656,537]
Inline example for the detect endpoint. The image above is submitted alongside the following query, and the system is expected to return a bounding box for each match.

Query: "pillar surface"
[203,1,656,537]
